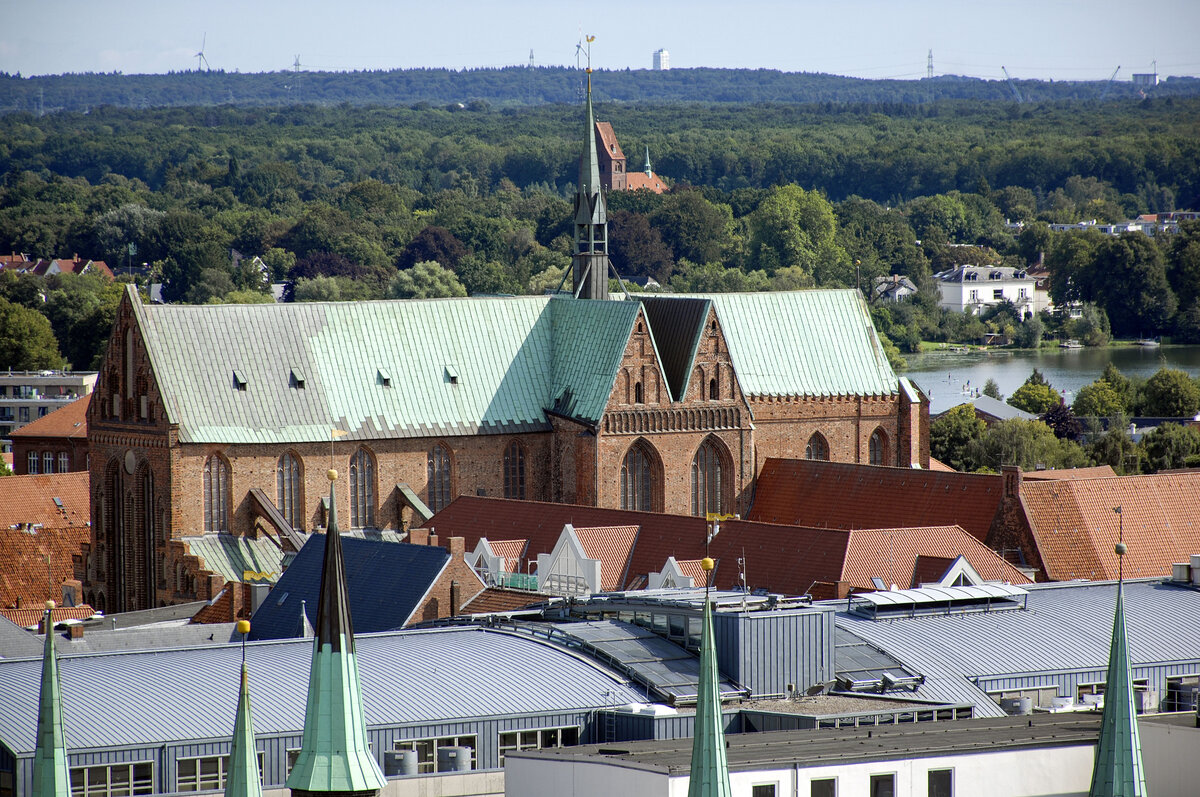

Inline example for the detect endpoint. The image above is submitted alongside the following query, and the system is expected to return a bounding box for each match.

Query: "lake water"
[902,345,1200,414]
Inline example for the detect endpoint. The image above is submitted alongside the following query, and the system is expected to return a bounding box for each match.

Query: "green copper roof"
[183,534,290,584]
[549,298,640,423]
[687,597,732,797]
[31,606,69,797]
[1089,582,1147,797]
[223,664,263,797]
[286,482,385,794]
[693,290,898,398]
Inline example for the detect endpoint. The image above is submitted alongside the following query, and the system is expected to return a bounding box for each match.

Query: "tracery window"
[691,438,727,516]
[428,443,453,513]
[349,447,375,528]
[203,455,230,532]
[277,452,303,529]
[621,440,658,512]
[805,433,829,461]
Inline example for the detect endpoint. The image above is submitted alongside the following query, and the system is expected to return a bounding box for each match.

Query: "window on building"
[286,749,301,777]
[869,428,888,466]
[503,441,526,500]
[1018,287,1028,299]
[498,726,579,764]
[810,779,836,797]
[621,440,657,511]
[869,773,895,797]
[993,288,1004,300]
[394,735,478,774]
[634,381,644,403]
[27,451,39,474]
[176,753,264,792]
[709,377,719,400]
[427,443,453,513]
[43,451,54,474]
[805,433,829,461]
[19,407,29,423]
[349,447,376,528]
[928,769,953,797]
[277,452,303,530]
[203,454,231,532]
[70,762,153,797]
[58,452,69,473]
[691,438,726,516]
[38,406,48,418]
[968,289,979,303]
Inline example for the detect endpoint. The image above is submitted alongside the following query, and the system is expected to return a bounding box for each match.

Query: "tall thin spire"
[225,620,263,797]
[572,36,610,301]
[31,601,69,797]
[286,470,385,796]
[643,144,653,176]
[1089,532,1147,797]
[688,559,731,797]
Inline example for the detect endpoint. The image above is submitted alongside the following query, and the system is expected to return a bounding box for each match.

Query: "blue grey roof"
[831,579,1200,717]
[0,616,43,659]
[248,536,454,641]
[966,395,1036,422]
[0,627,646,756]
[52,622,241,655]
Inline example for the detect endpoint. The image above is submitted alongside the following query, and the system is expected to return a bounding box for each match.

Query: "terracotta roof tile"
[748,458,1004,542]
[460,587,548,614]
[841,526,1031,591]
[0,524,92,609]
[626,172,667,193]
[594,121,625,160]
[574,525,639,590]
[0,605,94,628]
[0,472,91,530]
[1024,465,1118,480]
[486,539,528,572]
[1019,472,1200,581]
[675,559,709,586]
[8,394,89,440]
[928,457,955,472]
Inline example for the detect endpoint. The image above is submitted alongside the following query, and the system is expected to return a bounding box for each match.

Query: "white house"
[934,265,1037,319]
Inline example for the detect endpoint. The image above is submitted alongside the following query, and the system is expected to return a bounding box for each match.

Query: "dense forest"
[4,66,1200,114]
[2,88,1199,377]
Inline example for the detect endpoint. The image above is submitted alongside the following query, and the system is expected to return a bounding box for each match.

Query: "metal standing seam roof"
[830,579,1200,718]
[0,627,648,756]
[181,534,292,585]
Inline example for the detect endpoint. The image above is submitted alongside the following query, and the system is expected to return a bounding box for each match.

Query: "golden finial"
[236,619,251,635]
[45,600,56,610]
[701,557,715,572]
[327,468,338,482]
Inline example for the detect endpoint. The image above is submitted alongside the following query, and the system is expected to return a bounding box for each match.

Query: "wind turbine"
[195,33,210,72]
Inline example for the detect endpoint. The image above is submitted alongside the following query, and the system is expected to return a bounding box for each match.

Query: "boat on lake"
[1059,339,1083,349]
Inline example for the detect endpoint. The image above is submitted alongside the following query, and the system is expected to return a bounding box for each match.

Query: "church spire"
[572,38,611,301]
[224,621,263,797]
[687,559,731,797]
[1089,528,1147,797]
[643,144,653,176]
[31,601,69,797]
[286,470,385,797]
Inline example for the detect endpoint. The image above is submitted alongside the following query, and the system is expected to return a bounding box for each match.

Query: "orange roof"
[748,458,1004,542]
[594,121,625,160]
[0,524,92,609]
[0,471,91,529]
[0,605,94,628]
[1019,472,1200,580]
[675,559,710,587]
[927,457,955,472]
[841,526,1031,590]
[486,538,528,572]
[1024,466,1117,480]
[9,394,89,440]
[460,587,547,614]
[626,172,668,193]
[574,525,639,591]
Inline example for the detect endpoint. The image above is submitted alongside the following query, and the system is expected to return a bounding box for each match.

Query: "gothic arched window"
[805,433,830,462]
[203,454,230,532]
[621,440,659,512]
[503,441,526,500]
[428,443,453,513]
[691,438,728,517]
[869,428,889,466]
[277,452,303,529]
[349,447,376,528]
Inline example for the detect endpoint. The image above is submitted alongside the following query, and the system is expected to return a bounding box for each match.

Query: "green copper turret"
[572,68,610,301]
[1088,575,1147,796]
[224,655,263,797]
[31,603,69,797]
[286,472,385,796]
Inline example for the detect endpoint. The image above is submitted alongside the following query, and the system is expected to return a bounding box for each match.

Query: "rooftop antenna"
[195,33,210,72]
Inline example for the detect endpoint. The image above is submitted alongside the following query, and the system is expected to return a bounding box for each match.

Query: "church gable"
[682,305,742,405]
[605,305,671,410]
[89,285,170,431]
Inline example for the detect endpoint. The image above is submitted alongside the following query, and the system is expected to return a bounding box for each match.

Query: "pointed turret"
[687,560,731,797]
[225,620,263,797]
[286,470,385,797]
[1089,537,1147,797]
[643,144,653,176]
[572,66,611,301]
[31,602,69,797]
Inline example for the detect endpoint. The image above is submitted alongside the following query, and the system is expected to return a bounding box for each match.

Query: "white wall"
[1140,716,1200,797]
[505,756,668,797]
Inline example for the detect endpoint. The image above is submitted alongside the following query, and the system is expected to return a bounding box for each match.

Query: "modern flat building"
[653,49,670,71]
[0,371,95,454]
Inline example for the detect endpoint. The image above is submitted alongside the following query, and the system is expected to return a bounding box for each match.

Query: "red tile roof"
[484,538,528,572]
[9,394,89,440]
[460,587,548,614]
[0,524,92,610]
[748,458,1004,542]
[675,559,710,587]
[1017,472,1200,581]
[626,172,668,193]
[594,122,625,160]
[841,527,1031,590]
[0,605,94,628]
[927,457,955,472]
[0,471,91,530]
[1024,465,1117,480]
[574,525,639,590]
[30,257,113,279]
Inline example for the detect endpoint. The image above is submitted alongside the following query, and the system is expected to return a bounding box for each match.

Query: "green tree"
[608,210,674,283]
[983,378,1002,400]
[292,276,343,302]
[929,405,986,471]
[1067,304,1111,347]
[1072,381,1125,419]
[40,273,125,370]
[747,185,849,284]
[1089,233,1176,338]
[387,260,467,299]
[219,289,276,304]
[648,189,733,266]
[1142,368,1200,417]
[0,297,67,370]
[1166,220,1200,309]
[964,419,1092,471]
[1088,422,1140,475]
[1140,423,1200,472]
[1010,314,1044,348]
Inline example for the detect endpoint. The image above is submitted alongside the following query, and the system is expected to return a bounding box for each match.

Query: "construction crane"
[1101,65,1121,100]
[1001,66,1023,103]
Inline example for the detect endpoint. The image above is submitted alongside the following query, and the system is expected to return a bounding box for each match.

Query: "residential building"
[653,49,670,71]
[9,394,89,475]
[0,255,113,280]
[0,371,95,454]
[934,265,1037,319]
[937,395,1037,425]
[872,274,917,303]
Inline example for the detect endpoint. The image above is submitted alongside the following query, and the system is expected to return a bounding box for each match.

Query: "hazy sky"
[2,0,1197,81]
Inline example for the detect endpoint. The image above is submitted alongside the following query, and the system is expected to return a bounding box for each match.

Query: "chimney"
[448,536,465,557]
[450,581,461,617]
[429,533,439,548]
[1001,465,1022,499]
[69,624,84,640]
[409,528,429,546]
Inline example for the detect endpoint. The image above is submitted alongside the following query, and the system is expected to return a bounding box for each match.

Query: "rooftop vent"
[445,365,459,385]
[378,368,391,387]
[290,368,305,389]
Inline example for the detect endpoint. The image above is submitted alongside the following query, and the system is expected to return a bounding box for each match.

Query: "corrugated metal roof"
[832,579,1200,718]
[0,627,646,755]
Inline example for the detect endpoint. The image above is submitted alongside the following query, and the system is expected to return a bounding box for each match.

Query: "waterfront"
[904,345,1200,414]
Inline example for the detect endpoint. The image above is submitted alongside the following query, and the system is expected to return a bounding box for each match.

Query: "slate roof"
[0,626,648,756]
[574,525,639,590]
[0,472,91,530]
[1,606,93,628]
[942,394,1035,423]
[7,395,89,440]
[126,286,897,445]
[831,579,1200,718]
[0,614,43,658]
[841,527,1031,590]
[748,458,1003,542]
[248,535,451,640]
[1017,471,1200,580]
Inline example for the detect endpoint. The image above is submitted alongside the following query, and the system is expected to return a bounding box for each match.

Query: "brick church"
[81,75,929,613]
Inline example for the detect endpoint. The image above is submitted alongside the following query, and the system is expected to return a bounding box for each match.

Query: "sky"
[1,0,1198,82]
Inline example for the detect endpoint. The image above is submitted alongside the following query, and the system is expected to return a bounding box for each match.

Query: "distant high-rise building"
[653,49,670,71]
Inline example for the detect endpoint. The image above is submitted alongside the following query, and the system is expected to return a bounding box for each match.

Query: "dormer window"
[290,368,305,389]
[233,370,248,391]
